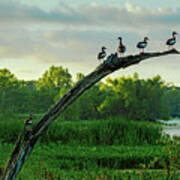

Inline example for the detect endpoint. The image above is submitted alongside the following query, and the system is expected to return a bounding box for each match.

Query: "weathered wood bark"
[2,49,180,180]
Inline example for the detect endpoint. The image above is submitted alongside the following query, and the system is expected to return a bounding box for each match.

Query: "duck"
[137,37,149,54]
[117,37,126,56]
[97,46,107,63]
[166,31,178,49]
[24,114,33,126]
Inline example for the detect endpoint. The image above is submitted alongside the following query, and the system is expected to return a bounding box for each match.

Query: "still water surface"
[160,119,180,137]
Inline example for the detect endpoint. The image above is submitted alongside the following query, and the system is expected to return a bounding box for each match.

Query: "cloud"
[0,0,180,84]
[0,0,89,25]
[125,2,147,14]
[0,1,180,29]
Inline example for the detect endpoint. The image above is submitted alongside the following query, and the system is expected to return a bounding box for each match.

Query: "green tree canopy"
[36,65,72,91]
[0,68,18,89]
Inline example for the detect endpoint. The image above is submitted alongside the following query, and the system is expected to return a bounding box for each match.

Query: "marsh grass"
[46,117,162,146]
[0,143,174,179]
[0,114,171,179]
[0,143,179,180]
[0,115,161,145]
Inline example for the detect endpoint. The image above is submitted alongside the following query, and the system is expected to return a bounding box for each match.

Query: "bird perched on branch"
[24,114,33,125]
[97,46,107,63]
[24,114,33,132]
[166,31,178,49]
[137,37,149,54]
[117,37,126,56]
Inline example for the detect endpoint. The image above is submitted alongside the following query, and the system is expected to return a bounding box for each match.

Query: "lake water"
[158,119,180,137]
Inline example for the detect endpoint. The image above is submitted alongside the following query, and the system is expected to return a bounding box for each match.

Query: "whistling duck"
[97,46,107,63]
[137,37,149,54]
[166,31,178,49]
[117,37,126,56]
[24,114,33,126]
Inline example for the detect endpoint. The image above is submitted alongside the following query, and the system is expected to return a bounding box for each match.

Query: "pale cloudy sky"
[0,0,180,85]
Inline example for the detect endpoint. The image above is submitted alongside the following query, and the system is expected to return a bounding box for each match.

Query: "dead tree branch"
[2,48,180,180]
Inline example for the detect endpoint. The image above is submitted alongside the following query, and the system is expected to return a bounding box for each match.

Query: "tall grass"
[0,114,179,180]
[0,114,162,145]
[42,116,162,145]
[0,143,178,180]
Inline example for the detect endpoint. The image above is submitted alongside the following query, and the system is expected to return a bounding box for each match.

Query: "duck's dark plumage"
[137,37,149,53]
[137,42,147,48]
[166,31,178,48]
[117,37,126,55]
[97,46,107,60]
[167,39,176,46]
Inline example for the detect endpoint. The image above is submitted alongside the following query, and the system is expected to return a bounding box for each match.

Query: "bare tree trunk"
[2,49,180,180]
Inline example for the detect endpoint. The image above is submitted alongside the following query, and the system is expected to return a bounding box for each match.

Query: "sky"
[0,0,180,85]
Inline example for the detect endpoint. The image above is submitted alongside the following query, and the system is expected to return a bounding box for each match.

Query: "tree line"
[0,66,179,121]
